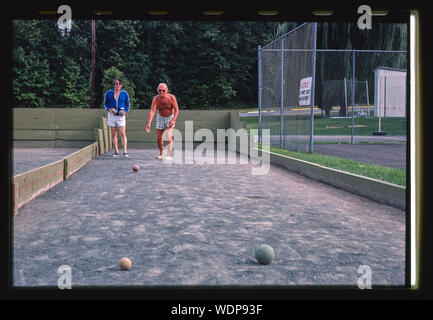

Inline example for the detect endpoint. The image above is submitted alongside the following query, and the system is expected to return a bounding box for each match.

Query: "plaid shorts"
[156,113,174,130]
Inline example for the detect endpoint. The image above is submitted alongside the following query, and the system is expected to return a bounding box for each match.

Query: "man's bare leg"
[165,127,174,158]
[156,129,164,158]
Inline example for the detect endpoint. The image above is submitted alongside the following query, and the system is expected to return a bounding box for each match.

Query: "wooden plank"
[13,108,55,120]
[125,110,231,121]
[12,159,64,213]
[124,119,148,129]
[230,111,246,131]
[106,117,111,150]
[13,108,231,120]
[11,183,18,215]
[14,116,99,130]
[63,143,96,179]
[125,129,221,142]
[55,117,100,130]
[53,108,106,120]
[94,128,104,155]
[12,108,235,146]
[123,110,146,120]
[93,143,99,157]
[13,116,57,129]
[126,120,230,131]
[100,117,109,152]
[13,129,56,140]
[12,140,56,148]
[123,130,156,141]
[55,129,95,140]
[54,109,104,129]
[54,140,92,148]
[176,111,231,122]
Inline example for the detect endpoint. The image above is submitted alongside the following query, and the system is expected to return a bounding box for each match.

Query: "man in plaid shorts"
[145,83,179,160]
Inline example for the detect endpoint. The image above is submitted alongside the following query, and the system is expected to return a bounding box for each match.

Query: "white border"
[410,12,417,288]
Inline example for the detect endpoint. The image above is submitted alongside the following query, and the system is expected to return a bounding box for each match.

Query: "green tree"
[12,20,94,108]
[12,47,52,107]
[10,19,286,109]
[59,57,90,107]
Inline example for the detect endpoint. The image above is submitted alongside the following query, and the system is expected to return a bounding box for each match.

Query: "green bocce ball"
[255,244,275,265]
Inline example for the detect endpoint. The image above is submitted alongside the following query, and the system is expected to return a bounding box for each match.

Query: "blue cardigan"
[104,89,130,114]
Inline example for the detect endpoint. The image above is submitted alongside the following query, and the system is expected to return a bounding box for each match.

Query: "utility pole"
[90,19,96,108]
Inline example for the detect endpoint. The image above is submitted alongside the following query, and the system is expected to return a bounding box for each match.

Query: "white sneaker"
[156,155,163,160]
[165,156,173,161]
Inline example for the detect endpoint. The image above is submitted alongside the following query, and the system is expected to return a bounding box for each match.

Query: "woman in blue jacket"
[104,78,130,157]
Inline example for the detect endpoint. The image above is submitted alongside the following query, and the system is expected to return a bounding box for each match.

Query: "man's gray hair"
[157,83,168,92]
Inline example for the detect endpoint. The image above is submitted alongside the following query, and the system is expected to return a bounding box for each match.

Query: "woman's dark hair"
[113,78,123,86]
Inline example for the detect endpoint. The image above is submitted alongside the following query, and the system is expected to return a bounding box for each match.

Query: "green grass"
[312,140,405,145]
[242,116,406,136]
[259,144,406,186]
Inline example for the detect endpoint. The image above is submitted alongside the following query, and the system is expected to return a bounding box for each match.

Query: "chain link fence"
[258,23,408,150]
[259,22,316,152]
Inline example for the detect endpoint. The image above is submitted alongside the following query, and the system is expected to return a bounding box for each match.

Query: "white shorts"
[108,112,126,127]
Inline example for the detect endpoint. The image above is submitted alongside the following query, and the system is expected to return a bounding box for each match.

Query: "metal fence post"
[280,38,284,149]
[351,50,355,144]
[309,22,317,153]
[384,76,387,117]
[366,79,370,116]
[258,45,262,143]
[344,77,348,117]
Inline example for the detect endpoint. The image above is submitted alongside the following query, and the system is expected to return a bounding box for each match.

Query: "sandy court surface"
[12,148,80,176]
[13,148,406,287]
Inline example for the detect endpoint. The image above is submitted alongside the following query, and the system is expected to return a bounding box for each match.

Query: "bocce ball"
[255,244,275,265]
[119,257,132,270]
